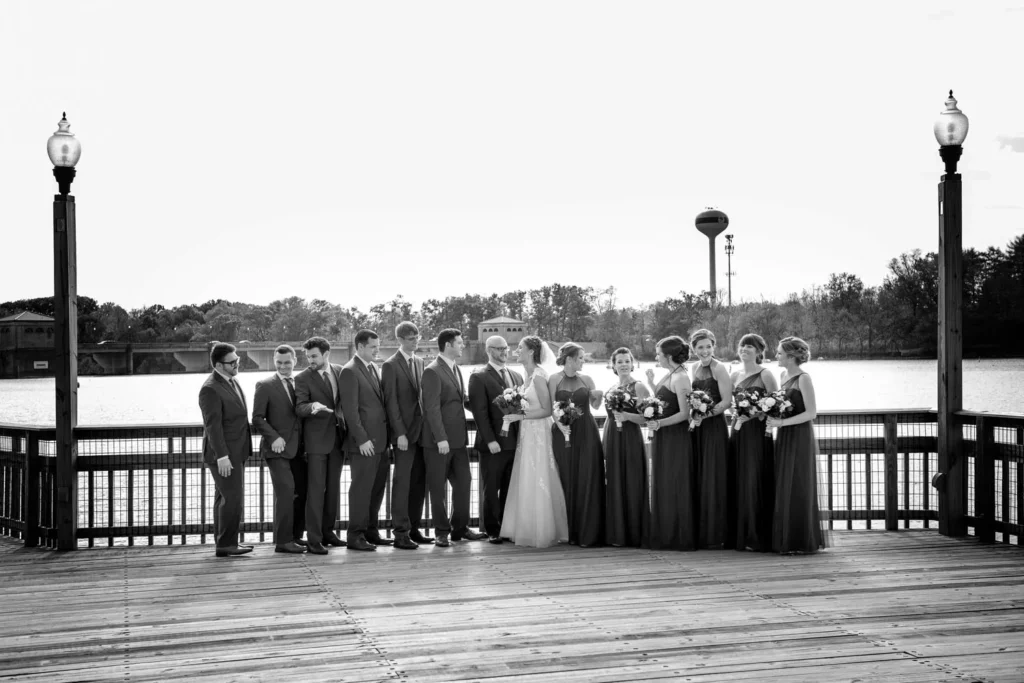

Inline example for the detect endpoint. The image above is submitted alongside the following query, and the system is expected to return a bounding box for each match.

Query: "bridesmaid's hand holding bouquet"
[732,387,765,430]
[758,390,793,429]
[552,399,583,444]
[604,387,636,431]
[687,390,714,431]
[637,396,667,442]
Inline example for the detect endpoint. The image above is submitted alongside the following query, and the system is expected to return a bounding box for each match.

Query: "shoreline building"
[0,312,56,379]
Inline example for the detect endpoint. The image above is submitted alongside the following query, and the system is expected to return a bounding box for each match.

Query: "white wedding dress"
[499,367,569,548]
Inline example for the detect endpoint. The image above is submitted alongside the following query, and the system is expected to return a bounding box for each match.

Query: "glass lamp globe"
[933,91,969,147]
[46,113,82,168]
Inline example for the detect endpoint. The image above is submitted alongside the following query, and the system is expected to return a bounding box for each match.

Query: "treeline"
[3,235,1022,359]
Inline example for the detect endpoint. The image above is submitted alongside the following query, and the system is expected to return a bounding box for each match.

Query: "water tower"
[695,208,729,303]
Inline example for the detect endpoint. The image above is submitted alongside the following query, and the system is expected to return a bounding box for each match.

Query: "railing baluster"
[865,451,873,530]
[974,416,994,543]
[127,469,134,547]
[923,451,931,529]
[827,454,834,531]
[1000,429,1010,545]
[258,460,266,544]
[884,415,897,531]
[846,452,853,530]
[181,465,187,545]
[106,469,115,548]
[167,467,174,546]
[25,431,40,548]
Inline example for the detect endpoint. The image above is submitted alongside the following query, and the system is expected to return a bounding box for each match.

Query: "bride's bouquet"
[687,390,714,431]
[603,386,637,431]
[732,386,765,420]
[757,390,793,421]
[493,386,529,436]
[552,399,583,444]
[637,396,667,442]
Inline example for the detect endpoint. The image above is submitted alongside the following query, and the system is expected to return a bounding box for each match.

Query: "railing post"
[24,431,40,548]
[974,415,994,543]
[53,194,79,550]
[883,414,898,531]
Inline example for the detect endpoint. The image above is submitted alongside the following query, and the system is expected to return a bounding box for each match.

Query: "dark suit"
[381,351,428,535]
[198,371,252,548]
[252,373,306,546]
[421,357,471,535]
[294,363,347,544]
[338,357,391,542]
[468,363,523,537]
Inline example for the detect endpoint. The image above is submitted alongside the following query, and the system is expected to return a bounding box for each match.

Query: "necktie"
[321,370,334,402]
[369,362,381,390]
[502,367,512,388]
[412,357,421,389]
[454,364,464,397]
[284,377,296,405]
[230,379,245,406]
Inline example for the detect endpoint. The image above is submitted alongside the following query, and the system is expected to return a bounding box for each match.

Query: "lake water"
[2,359,1022,426]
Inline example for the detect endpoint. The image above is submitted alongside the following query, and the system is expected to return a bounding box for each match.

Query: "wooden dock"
[1,531,1022,682]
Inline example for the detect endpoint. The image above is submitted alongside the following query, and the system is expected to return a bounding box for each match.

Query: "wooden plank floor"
[0,531,1022,682]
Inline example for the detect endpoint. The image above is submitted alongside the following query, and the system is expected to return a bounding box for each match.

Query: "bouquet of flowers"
[757,390,793,421]
[687,390,714,431]
[552,399,583,444]
[637,396,667,442]
[604,386,637,431]
[493,386,529,436]
[732,386,765,420]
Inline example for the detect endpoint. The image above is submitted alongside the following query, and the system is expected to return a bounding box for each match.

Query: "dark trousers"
[424,446,470,535]
[266,454,308,545]
[391,443,427,535]
[347,448,391,541]
[305,446,344,543]
[480,448,516,537]
[206,460,245,549]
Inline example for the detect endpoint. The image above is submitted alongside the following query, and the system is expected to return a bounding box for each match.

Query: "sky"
[2,1,1022,315]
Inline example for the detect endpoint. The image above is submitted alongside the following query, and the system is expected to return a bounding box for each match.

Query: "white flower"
[739,400,749,408]
[763,397,776,408]
[643,407,655,418]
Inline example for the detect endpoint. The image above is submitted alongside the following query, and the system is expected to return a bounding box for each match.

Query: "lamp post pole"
[47,113,82,551]
[933,91,968,537]
[725,234,735,308]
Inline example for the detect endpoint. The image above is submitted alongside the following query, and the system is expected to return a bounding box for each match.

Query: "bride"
[499,335,569,548]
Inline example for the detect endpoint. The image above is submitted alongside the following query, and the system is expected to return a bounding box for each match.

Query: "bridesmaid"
[689,328,734,549]
[549,342,605,547]
[730,333,778,552]
[766,336,827,554]
[644,336,696,551]
[602,346,649,548]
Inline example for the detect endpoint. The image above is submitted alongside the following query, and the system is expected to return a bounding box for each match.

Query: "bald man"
[468,336,524,543]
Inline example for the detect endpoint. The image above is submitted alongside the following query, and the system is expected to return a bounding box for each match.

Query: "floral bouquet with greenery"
[756,390,793,420]
[687,389,714,431]
[732,386,765,419]
[552,399,583,444]
[637,396,667,441]
[604,386,637,431]
[494,386,529,436]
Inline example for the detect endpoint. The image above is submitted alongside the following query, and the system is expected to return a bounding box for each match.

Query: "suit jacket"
[199,371,252,466]
[252,374,303,459]
[294,363,347,454]
[420,357,468,449]
[338,357,390,454]
[381,351,424,447]
[468,363,523,452]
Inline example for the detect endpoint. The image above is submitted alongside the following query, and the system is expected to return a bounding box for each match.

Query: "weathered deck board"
[0,530,1021,682]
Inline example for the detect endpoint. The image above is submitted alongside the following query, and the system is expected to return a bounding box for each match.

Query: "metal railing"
[1,410,1020,548]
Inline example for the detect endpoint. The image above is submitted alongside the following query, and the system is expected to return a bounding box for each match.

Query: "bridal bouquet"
[604,386,637,431]
[687,390,714,431]
[493,386,529,436]
[757,390,793,421]
[637,396,667,442]
[732,387,765,419]
[552,399,583,444]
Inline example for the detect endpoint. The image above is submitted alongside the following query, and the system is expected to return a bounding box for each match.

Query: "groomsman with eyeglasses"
[251,345,307,554]
[198,342,254,557]
[294,337,348,555]
[381,321,433,549]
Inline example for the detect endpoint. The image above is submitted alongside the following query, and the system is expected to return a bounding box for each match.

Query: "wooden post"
[937,168,966,536]
[883,414,898,531]
[974,416,994,543]
[23,431,41,547]
[53,195,79,550]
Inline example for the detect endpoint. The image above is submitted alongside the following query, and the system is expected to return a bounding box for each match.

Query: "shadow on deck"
[0,531,1022,682]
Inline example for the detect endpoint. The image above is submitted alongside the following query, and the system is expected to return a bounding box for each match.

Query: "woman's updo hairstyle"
[689,328,717,348]
[779,336,811,365]
[609,346,635,373]
[738,333,767,364]
[656,336,689,365]
[556,342,584,366]
[520,335,544,365]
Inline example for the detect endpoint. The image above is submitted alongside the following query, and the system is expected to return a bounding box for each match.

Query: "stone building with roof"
[476,316,527,345]
[0,312,56,378]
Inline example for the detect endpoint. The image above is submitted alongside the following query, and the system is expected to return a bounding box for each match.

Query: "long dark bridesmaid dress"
[693,359,731,548]
[602,380,647,547]
[731,370,774,552]
[647,382,696,551]
[772,373,827,554]
[551,374,605,546]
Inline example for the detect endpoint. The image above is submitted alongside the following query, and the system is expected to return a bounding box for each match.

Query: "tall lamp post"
[47,113,82,551]
[933,91,968,537]
[724,234,735,307]
[695,208,729,304]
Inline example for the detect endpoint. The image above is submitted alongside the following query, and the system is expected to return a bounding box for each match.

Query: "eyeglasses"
[220,359,240,368]
[488,346,509,352]
[402,335,422,342]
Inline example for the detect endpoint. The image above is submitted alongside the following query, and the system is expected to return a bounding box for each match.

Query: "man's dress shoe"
[293,539,309,547]
[275,541,306,554]
[454,529,488,542]
[488,535,504,544]
[215,546,253,557]
[347,537,377,551]
[434,533,451,547]
[410,531,434,544]
[306,542,328,555]
[394,535,419,550]
[365,535,394,546]
[324,534,347,547]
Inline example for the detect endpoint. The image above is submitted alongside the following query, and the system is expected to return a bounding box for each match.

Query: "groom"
[468,335,523,544]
